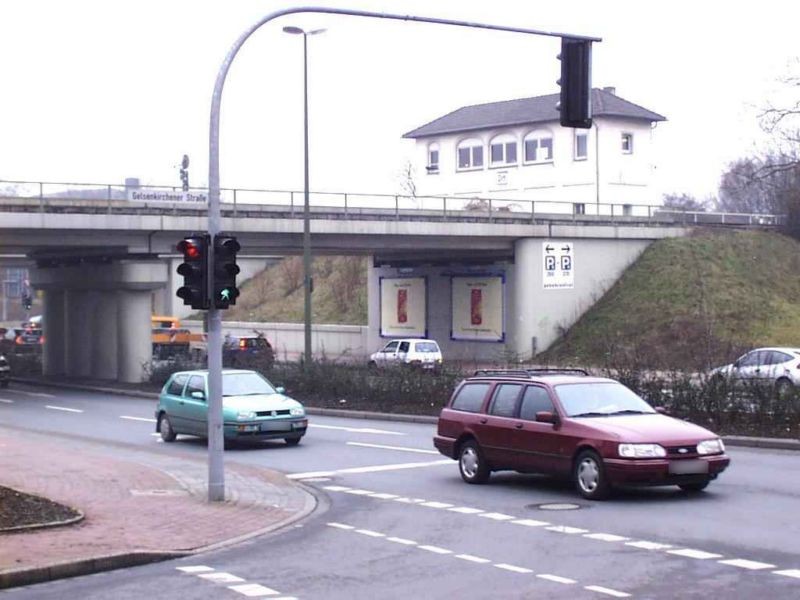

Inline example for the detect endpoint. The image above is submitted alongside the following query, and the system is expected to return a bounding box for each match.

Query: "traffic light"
[213,234,240,309]
[176,234,210,310]
[557,38,592,129]
[179,154,190,192]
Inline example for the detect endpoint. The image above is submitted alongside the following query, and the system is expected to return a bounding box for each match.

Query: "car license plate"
[669,459,708,475]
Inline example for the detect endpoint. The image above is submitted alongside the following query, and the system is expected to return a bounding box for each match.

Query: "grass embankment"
[543,229,800,370]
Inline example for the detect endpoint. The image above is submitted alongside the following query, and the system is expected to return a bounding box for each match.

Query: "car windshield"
[222,372,277,396]
[415,342,439,353]
[555,382,656,418]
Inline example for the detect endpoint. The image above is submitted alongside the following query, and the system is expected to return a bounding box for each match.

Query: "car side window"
[489,384,522,418]
[451,383,490,413]
[519,386,555,421]
[185,375,205,399]
[383,341,399,353]
[399,341,410,353]
[769,351,791,365]
[739,351,761,367]
[167,374,188,396]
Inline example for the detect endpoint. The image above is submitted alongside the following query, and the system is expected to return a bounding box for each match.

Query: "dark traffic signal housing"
[213,234,240,309]
[176,234,210,310]
[557,37,592,129]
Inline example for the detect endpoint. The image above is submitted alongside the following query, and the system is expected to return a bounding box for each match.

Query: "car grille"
[256,409,291,417]
[665,445,698,457]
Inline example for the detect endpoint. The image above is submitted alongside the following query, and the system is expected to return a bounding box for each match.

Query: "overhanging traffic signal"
[176,234,210,310]
[557,37,592,129]
[213,234,240,309]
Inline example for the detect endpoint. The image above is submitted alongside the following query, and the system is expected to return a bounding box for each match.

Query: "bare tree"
[662,193,711,212]
[397,160,417,199]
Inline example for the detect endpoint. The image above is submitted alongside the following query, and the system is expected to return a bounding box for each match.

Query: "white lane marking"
[478,512,515,521]
[667,548,723,560]
[774,569,800,579]
[345,489,376,496]
[420,501,454,509]
[448,507,485,514]
[228,583,281,597]
[719,559,775,570]
[387,537,417,545]
[625,540,672,551]
[121,415,157,423]
[537,574,576,584]
[176,566,214,573]
[512,519,549,528]
[495,563,533,574]
[310,423,405,435]
[355,529,385,538]
[326,522,355,530]
[0,398,14,404]
[546,525,588,534]
[583,533,629,542]
[198,572,246,583]
[45,405,83,413]
[287,459,451,480]
[347,441,438,454]
[455,554,492,563]
[394,497,426,504]
[585,585,631,597]
[418,545,452,555]
[370,492,399,499]
[322,485,351,492]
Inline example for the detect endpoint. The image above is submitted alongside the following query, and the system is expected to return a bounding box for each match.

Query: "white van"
[369,339,443,371]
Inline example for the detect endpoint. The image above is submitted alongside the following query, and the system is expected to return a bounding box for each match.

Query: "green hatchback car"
[155,369,308,446]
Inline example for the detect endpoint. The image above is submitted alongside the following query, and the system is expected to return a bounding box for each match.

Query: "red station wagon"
[434,369,730,500]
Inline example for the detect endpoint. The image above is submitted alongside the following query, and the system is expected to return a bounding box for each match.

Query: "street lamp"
[283,25,325,371]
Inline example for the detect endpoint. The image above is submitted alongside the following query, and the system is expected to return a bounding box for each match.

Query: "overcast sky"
[1,0,797,201]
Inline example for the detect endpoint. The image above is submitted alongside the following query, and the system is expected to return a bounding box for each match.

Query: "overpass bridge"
[0,180,783,383]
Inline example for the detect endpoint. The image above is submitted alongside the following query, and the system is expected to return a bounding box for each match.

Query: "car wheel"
[458,439,490,484]
[775,378,794,399]
[679,480,710,493]
[284,437,302,446]
[574,450,611,500]
[159,414,177,442]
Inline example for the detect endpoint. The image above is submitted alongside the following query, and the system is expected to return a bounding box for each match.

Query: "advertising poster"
[380,277,427,337]
[451,276,504,341]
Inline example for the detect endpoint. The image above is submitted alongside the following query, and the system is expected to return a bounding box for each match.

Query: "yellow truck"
[151,316,204,359]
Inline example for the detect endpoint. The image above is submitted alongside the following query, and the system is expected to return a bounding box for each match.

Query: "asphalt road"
[2,382,800,599]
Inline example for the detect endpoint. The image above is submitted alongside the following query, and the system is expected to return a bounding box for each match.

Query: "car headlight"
[237,411,257,420]
[618,443,667,458]
[696,439,725,455]
[290,407,305,416]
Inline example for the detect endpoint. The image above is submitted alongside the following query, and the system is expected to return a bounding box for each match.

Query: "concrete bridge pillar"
[117,289,152,383]
[42,289,66,376]
[91,292,118,380]
[65,290,95,378]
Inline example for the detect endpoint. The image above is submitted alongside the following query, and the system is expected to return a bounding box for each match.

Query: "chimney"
[602,86,616,95]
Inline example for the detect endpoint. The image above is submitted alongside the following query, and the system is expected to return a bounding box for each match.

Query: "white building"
[403,87,666,215]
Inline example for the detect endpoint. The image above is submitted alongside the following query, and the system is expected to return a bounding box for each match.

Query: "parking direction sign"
[543,242,574,289]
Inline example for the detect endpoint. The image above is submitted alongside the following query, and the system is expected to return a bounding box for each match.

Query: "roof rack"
[471,368,589,378]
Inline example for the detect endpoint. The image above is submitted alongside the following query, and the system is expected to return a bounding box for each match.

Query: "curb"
[10,377,799,451]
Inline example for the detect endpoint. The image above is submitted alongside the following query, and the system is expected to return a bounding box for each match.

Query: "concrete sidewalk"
[0,426,317,589]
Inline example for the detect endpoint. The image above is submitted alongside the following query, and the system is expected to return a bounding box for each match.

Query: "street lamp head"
[282,26,327,36]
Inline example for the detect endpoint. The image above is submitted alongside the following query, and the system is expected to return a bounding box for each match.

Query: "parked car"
[433,369,730,500]
[155,369,307,445]
[0,353,10,388]
[223,334,275,369]
[711,347,800,397]
[369,339,442,370]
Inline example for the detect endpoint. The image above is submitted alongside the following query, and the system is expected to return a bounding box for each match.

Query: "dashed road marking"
[625,540,672,551]
[355,529,385,538]
[719,559,776,570]
[512,519,549,528]
[199,572,246,583]
[370,492,400,499]
[455,554,492,564]
[478,512,515,521]
[176,565,214,573]
[326,523,354,530]
[177,566,294,598]
[346,441,439,454]
[45,405,83,413]
[387,536,417,545]
[584,533,629,542]
[546,525,588,534]
[537,574,576,584]
[774,569,800,579]
[418,545,453,555]
[495,563,533,574]
[585,585,631,597]
[288,459,451,480]
[120,415,157,423]
[420,501,454,509]
[310,423,405,435]
[448,507,485,514]
[0,398,14,404]
[228,583,281,597]
[667,548,723,560]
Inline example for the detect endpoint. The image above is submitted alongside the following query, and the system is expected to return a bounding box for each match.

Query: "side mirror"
[535,411,558,424]
[191,390,205,400]
[275,386,285,395]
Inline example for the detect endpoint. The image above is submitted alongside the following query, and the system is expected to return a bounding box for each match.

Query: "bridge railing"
[0,179,785,228]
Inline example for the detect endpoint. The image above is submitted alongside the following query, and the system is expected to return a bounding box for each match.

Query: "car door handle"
[479,418,487,424]
[515,423,524,429]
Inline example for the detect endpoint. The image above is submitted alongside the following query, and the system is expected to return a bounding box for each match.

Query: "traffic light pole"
[207,6,598,503]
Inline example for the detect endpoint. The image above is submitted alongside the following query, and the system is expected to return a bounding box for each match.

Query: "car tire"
[284,437,302,446]
[159,413,177,442]
[458,439,490,484]
[679,480,710,493]
[574,449,611,500]
[775,378,794,399]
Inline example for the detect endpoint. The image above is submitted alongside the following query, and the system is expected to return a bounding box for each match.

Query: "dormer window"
[457,138,484,171]
[427,143,440,174]
[523,130,554,164]
[490,134,517,167]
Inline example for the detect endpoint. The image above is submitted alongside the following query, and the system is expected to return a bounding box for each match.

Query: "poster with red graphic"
[451,276,503,341]
[380,277,426,337]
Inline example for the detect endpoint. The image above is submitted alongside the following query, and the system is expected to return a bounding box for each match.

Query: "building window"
[621,133,634,154]
[574,132,588,160]
[523,131,553,163]
[574,203,586,215]
[489,134,517,167]
[457,138,484,170]
[427,143,440,174]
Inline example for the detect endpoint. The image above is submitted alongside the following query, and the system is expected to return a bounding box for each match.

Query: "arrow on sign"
[545,245,554,253]
[562,245,571,252]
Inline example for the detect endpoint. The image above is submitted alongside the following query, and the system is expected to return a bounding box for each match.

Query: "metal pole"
[302,32,313,371]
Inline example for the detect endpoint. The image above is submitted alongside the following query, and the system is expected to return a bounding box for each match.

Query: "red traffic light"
[177,239,201,259]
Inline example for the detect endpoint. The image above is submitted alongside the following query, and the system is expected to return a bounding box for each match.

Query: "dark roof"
[403,88,666,139]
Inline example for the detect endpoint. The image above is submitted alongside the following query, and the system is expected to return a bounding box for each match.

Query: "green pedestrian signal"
[213,234,240,309]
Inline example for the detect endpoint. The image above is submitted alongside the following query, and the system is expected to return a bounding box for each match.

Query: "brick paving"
[0,426,316,585]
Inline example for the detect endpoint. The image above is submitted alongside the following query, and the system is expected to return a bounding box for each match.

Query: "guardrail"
[0,179,785,228]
